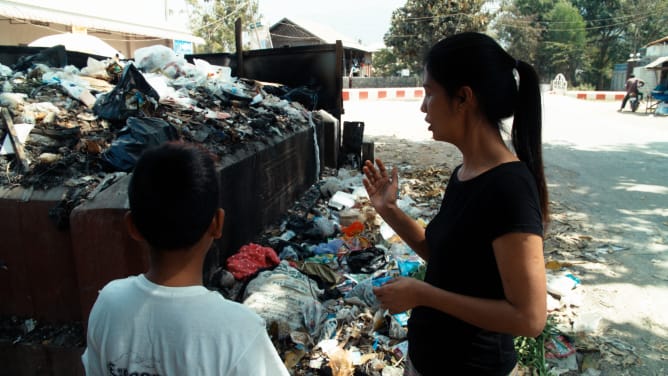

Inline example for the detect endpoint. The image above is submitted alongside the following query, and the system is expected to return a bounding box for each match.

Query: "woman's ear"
[124,211,145,242]
[454,86,478,113]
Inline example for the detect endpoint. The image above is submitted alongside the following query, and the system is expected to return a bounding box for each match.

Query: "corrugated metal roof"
[0,1,204,44]
[270,17,370,52]
[645,56,668,69]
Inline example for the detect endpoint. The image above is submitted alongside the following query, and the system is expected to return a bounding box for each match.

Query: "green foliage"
[514,315,559,375]
[514,0,557,18]
[541,1,587,84]
[187,0,260,53]
[570,0,626,89]
[384,0,493,74]
[495,6,543,65]
[372,48,407,77]
[619,0,668,59]
[493,0,668,89]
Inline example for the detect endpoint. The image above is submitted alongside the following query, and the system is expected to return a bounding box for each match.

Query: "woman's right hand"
[362,158,398,214]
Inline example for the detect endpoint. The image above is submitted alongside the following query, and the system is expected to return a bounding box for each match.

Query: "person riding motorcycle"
[619,74,645,112]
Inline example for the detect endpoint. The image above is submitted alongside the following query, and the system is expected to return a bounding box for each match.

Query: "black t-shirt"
[408,161,543,375]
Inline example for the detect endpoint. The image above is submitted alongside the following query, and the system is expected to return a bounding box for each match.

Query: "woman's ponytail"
[512,60,549,224]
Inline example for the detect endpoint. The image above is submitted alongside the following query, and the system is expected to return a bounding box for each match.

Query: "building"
[269,17,372,77]
[0,0,203,58]
[640,36,668,89]
[612,35,668,92]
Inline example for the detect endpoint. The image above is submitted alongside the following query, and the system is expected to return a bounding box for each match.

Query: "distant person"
[619,74,645,111]
[364,32,548,375]
[82,142,289,376]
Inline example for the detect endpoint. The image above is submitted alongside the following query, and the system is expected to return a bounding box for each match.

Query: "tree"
[371,48,406,77]
[619,0,668,60]
[187,0,260,53]
[569,0,627,89]
[495,0,668,88]
[494,4,544,66]
[541,0,586,85]
[493,0,557,81]
[384,0,493,74]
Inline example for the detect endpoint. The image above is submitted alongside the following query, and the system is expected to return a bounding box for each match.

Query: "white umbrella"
[29,33,124,58]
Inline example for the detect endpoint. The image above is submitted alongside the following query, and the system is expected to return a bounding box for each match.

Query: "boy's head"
[127,142,220,251]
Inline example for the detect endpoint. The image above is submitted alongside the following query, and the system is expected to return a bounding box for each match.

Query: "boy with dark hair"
[82,142,289,375]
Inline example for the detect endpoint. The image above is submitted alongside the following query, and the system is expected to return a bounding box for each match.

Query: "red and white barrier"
[342,88,424,101]
[563,91,627,101]
[342,88,627,102]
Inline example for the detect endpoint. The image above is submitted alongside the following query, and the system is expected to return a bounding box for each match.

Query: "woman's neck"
[457,121,517,181]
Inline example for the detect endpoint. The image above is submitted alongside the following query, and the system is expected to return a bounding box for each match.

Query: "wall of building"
[0,20,171,58]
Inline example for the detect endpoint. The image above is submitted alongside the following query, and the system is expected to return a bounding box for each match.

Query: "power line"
[387,2,667,29]
[383,5,665,37]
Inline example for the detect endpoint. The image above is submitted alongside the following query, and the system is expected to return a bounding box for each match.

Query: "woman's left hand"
[373,276,426,313]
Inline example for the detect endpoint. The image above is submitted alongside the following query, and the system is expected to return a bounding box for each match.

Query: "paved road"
[343,94,668,373]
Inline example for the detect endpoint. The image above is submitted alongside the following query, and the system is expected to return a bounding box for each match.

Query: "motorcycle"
[629,81,645,113]
[629,92,644,112]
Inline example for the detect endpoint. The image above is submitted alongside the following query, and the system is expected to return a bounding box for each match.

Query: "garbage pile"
[211,162,641,375]
[198,165,444,375]
[0,44,312,197]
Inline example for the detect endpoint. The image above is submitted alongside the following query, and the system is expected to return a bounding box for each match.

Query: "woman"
[363,32,548,375]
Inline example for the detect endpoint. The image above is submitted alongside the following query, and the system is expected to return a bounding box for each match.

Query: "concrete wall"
[0,122,325,325]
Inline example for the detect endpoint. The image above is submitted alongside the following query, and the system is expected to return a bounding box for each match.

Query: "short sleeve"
[487,167,543,240]
[228,328,290,376]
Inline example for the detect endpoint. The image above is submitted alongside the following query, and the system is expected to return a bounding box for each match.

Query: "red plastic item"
[341,221,364,237]
[226,243,280,280]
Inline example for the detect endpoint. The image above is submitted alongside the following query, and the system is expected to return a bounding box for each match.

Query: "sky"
[257,0,407,49]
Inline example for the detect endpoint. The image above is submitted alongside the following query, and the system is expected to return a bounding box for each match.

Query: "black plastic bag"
[101,117,179,172]
[93,64,159,121]
[11,45,68,71]
[346,247,387,273]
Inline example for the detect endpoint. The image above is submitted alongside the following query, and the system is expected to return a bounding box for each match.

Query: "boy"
[82,142,289,375]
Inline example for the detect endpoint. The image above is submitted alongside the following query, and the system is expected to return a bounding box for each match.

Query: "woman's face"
[420,68,462,143]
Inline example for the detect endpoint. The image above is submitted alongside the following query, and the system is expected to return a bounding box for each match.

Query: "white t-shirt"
[82,274,289,376]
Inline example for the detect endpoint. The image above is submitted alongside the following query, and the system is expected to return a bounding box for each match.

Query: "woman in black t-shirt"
[362,32,549,375]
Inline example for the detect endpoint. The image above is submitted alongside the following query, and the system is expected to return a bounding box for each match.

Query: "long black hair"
[424,32,549,223]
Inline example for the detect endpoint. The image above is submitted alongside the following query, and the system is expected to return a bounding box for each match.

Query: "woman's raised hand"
[362,158,398,214]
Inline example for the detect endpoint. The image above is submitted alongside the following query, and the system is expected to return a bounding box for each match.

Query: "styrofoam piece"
[329,191,356,210]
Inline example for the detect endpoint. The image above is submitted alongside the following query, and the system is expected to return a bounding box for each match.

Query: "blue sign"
[173,40,193,55]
